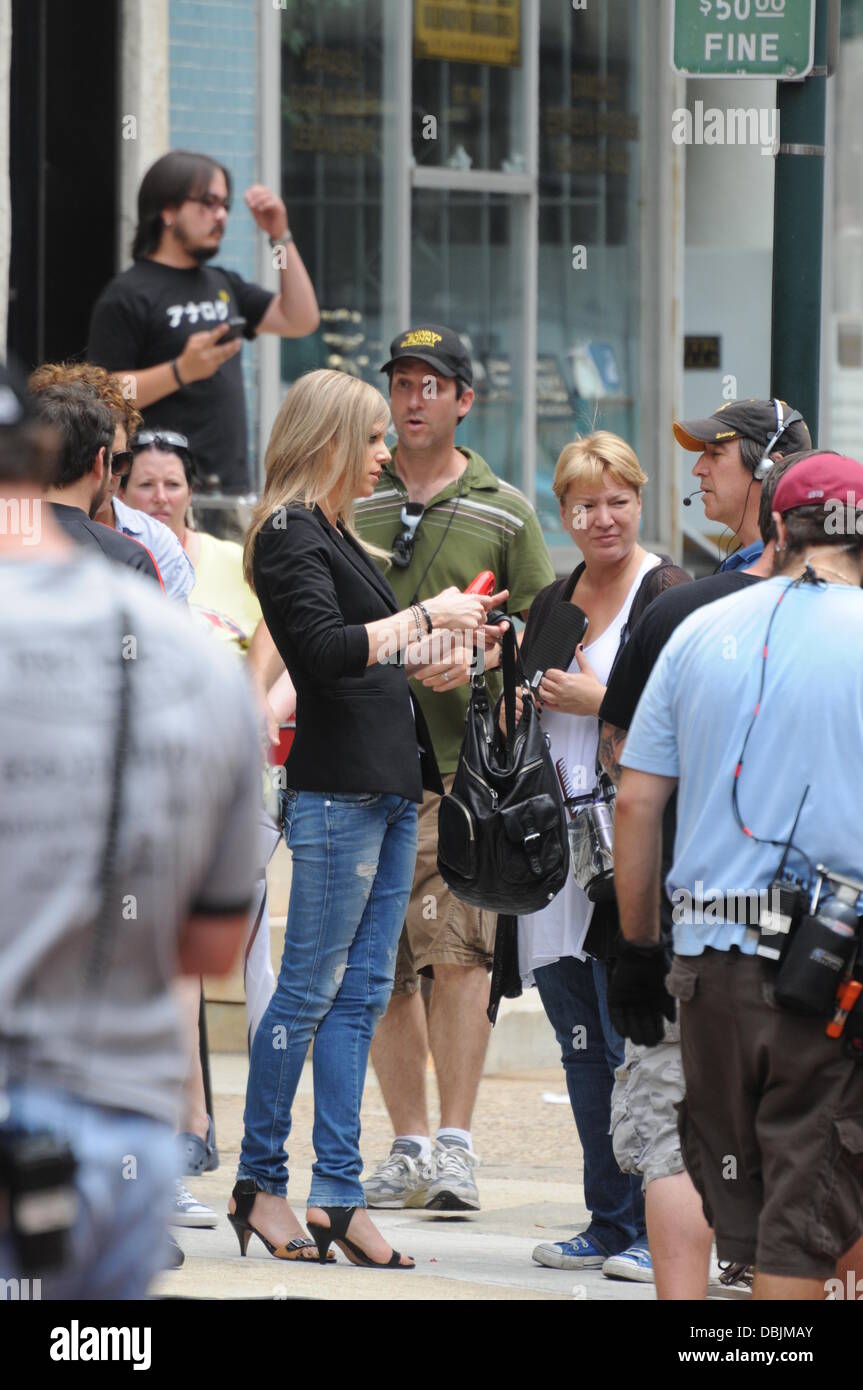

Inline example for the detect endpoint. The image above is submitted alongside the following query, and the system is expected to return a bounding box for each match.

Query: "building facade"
[4,0,861,570]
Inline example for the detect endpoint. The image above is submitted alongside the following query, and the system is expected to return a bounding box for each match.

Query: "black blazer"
[253,504,443,802]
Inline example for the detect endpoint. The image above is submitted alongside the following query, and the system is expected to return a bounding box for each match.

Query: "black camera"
[0,1128,78,1275]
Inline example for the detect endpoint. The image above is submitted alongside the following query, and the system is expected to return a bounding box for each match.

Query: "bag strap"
[500,621,525,761]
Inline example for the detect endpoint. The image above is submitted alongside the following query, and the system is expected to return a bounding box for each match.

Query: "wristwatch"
[269,230,294,249]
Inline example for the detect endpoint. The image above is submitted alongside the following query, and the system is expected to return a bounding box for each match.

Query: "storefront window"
[276,0,646,555]
[412,190,524,483]
[413,0,525,172]
[278,0,394,390]
[536,0,641,544]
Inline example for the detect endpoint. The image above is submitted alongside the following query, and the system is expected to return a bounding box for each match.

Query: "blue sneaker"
[532,1232,608,1269]
[602,1242,654,1283]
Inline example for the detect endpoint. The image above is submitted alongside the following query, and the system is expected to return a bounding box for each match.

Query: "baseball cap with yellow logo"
[381,324,473,387]
[673,398,810,453]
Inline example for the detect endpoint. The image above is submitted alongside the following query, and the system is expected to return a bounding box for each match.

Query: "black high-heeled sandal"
[306,1206,415,1269]
[228,1180,334,1262]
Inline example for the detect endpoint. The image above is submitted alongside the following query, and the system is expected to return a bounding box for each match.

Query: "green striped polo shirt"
[354,447,555,773]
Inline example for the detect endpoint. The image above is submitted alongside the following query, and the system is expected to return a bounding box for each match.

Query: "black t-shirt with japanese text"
[88,261,274,494]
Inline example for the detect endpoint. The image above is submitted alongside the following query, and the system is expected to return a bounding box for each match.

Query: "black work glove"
[607,937,676,1047]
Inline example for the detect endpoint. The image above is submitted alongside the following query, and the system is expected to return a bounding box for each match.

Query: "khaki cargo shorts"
[610,1020,686,1191]
[393,775,496,996]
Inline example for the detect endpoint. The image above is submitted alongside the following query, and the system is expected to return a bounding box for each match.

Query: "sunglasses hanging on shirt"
[391,502,425,569]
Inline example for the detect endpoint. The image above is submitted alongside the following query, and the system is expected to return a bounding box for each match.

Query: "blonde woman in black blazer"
[228,369,506,1269]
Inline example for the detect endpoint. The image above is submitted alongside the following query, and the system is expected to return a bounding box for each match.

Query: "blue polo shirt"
[113,496,194,601]
[621,576,863,954]
[719,540,762,572]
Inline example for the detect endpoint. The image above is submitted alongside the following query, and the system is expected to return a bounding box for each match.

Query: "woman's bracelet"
[418,602,433,634]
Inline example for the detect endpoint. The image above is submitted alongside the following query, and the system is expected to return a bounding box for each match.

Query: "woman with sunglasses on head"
[228,368,506,1270]
[124,428,265,651]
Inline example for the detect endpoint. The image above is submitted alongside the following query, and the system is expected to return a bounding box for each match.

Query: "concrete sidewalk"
[153,1054,748,1302]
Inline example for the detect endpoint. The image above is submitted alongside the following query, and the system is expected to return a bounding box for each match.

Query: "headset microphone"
[753,399,804,481]
[683,488,705,507]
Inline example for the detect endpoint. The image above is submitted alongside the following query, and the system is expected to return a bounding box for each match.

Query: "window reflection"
[537,0,641,544]
[279,0,389,388]
[412,191,523,486]
[413,0,524,170]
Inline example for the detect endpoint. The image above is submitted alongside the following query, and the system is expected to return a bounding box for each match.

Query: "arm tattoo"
[598,721,627,785]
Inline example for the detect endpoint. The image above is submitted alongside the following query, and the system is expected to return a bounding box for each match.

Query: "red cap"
[772,452,863,515]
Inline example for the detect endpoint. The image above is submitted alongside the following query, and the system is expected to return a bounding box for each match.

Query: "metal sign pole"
[770,0,832,441]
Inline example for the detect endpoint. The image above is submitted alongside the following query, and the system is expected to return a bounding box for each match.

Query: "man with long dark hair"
[88,150,319,494]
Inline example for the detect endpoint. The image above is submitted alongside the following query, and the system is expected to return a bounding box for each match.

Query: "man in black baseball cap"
[380,324,473,387]
[674,397,811,571]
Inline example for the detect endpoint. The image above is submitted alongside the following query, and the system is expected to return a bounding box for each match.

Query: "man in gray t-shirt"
[0,371,261,1296]
[0,556,262,1125]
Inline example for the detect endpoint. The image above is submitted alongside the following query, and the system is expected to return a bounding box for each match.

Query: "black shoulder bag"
[437,624,568,914]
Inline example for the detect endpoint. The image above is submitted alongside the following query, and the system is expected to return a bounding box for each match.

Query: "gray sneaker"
[362,1140,435,1209]
[424,1137,480,1212]
[170,1180,218,1228]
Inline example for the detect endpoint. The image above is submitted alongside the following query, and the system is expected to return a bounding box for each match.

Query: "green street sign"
[673,0,816,78]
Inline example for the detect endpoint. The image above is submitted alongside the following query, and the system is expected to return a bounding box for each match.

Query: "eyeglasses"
[391,502,424,569]
[130,429,191,456]
[110,450,133,478]
[187,193,231,213]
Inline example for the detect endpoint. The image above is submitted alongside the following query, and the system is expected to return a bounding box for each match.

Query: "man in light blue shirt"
[612,451,863,1301]
[621,569,863,956]
[112,492,194,601]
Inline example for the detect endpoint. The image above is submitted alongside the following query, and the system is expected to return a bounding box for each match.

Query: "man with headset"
[677,397,810,570]
[597,405,809,1291]
[354,324,554,1212]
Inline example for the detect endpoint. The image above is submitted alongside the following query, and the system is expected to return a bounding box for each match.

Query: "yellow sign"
[414,0,521,69]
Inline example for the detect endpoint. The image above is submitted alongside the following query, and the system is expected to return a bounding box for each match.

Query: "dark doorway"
[8,0,118,369]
